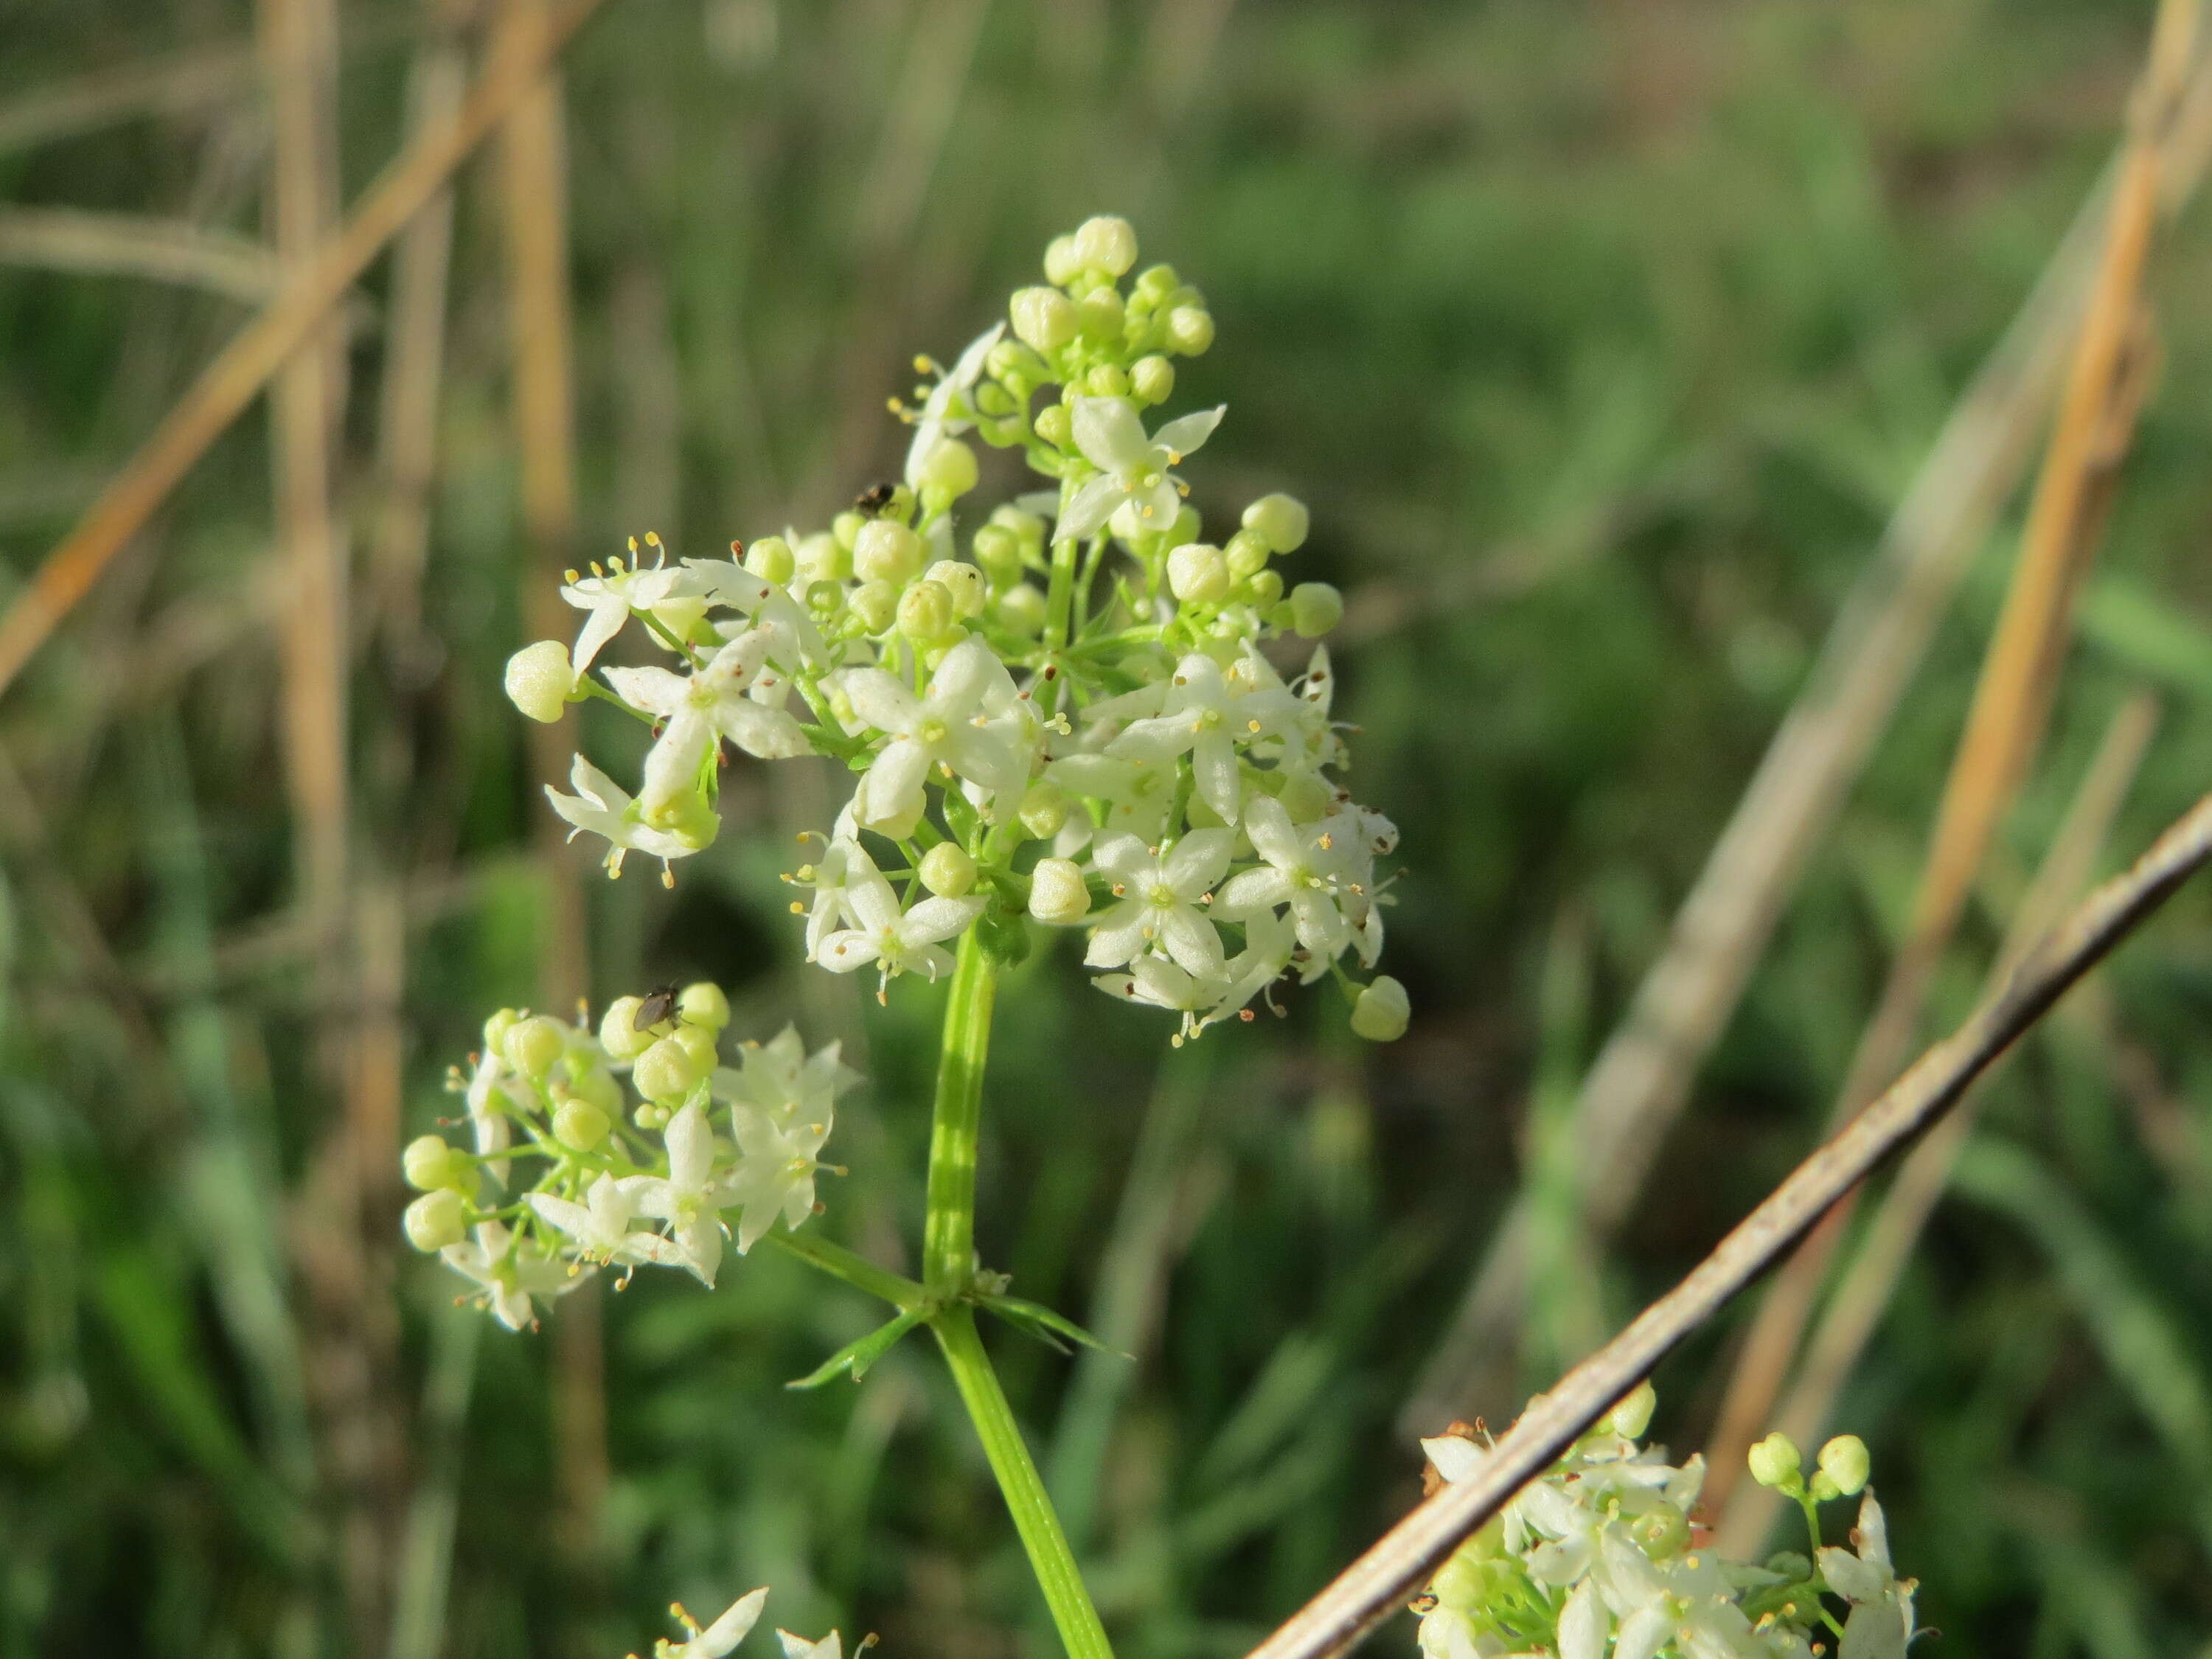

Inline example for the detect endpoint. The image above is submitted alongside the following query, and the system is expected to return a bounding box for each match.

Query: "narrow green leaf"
[785,1308,927,1390]
[981,1293,1129,1359]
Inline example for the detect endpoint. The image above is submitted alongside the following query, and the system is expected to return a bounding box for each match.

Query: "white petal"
[665,1101,715,1192]
[1419,1435,1484,1484]
[1152,404,1224,458]
[843,669,921,737]
[1057,473,1127,542]
[1162,828,1235,896]
[900,895,986,946]
[601,664,691,717]
[1071,396,1151,472]
[694,1588,770,1658]
[1558,1579,1606,1659]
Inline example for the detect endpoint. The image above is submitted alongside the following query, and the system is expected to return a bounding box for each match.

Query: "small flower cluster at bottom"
[628,1585,845,1659]
[1415,1386,1919,1659]
[400,981,857,1329]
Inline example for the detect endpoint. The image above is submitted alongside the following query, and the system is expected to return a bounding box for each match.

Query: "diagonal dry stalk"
[0,0,611,702]
[1247,790,2212,1659]
[1712,691,2160,1557]
[1698,0,2197,1514]
[493,0,603,1573]
[1400,16,2212,1439]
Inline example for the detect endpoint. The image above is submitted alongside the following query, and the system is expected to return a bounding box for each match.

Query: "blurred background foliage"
[5,1,2212,1657]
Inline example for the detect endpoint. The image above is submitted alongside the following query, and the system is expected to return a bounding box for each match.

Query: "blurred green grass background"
[7,2,2212,1656]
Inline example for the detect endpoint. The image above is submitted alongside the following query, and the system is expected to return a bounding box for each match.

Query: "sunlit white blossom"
[1057,398,1225,542]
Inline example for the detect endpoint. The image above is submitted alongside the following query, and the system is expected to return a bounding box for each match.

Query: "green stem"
[919,929,1115,1659]
[935,1307,1115,1659]
[922,930,998,1295]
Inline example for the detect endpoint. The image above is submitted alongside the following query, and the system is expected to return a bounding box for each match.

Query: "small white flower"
[1819,1495,1918,1659]
[629,1101,737,1287]
[560,559,703,675]
[905,321,1004,486]
[1218,794,1354,959]
[683,557,825,670]
[1085,829,1234,978]
[717,1025,858,1124]
[776,1630,841,1659]
[1057,398,1225,543]
[602,629,811,818]
[528,1173,683,1270]
[726,1105,835,1253]
[815,841,985,987]
[439,1221,582,1330]
[654,1587,769,1659]
[841,637,1029,834]
[1109,653,1282,821]
[546,755,714,880]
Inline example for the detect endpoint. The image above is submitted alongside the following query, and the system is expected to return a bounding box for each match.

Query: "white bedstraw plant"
[1416,1386,1921,1659]
[427,218,1417,1659]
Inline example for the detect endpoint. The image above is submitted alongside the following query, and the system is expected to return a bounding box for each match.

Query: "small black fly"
[633,982,681,1036]
[853,481,897,515]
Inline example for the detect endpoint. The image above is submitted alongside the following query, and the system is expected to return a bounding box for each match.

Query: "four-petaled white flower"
[1057,397,1225,543]
[1219,794,1354,956]
[905,321,1003,485]
[546,755,714,880]
[1085,829,1234,978]
[628,1101,737,1287]
[439,1221,583,1330]
[776,1631,841,1659]
[718,1025,858,1124]
[654,1587,769,1659]
[528,1173,683,1270]
[560,560,703,675]
[602,628,811,818]
[726,1106,835,1253]
[1110,652,1287,821]
[1818,1495,1918,1659]
[841,637,1028,834]
[815,841,985,987]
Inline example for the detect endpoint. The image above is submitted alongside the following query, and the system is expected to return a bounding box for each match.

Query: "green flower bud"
[1277,770,1332,821]
[403,1189,469,1253]
[1350,975,1410,1041]
[1074,215,1138,276]
[743,535,796,585]
[1817,1435,1870,1498]
[1290,581,1344,639]
[631,1035,701,1104]
[1166,542,1230,605]
[503,1015,568,1079]
[832,509,866,551]
[403,1134,466,1193]
[1011,285,1079,352]
[804,579,845,616]
[672,1023,719,1074]
[972,524,1023,590]
[572,1065,623,1118]
[504,640,574,723]
[1043,234,1082,286]
[1166,305,1214,355]
[1242,492,1310,553]
[1085,363,1130,399]
[553,1096,611,1152]
[916,437,979,498]
[650,594,709,642]
[678,981,729,1030]
[1018,779,1068,838]
[897,580,956,642]
[1747,1431,1803,1491]
[481,1007,521,1057]
[924,560,987,618]
[1224,529,1272,579]
[992,504,1047,549]
[849,580,900,633]
[1029,856,1090,924]
[853,519,924,585]
[1429,1548,1492,1615]
[1134,262,1180,305]
[1033,403,1074,451]
[1608,1380,1658,1439]
[919,842,977,898]
[1077,287,1125,344]
[1130,354,1175,406]
[1245,568,1284,606]
[599,995,657,1060]
[996,582,1047,636]
[794,531,849,582]
[633,1101,669,1132]
[1164,504,1203,549]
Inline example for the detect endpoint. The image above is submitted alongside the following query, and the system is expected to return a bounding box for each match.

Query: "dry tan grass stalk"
[1711,691,2160,1557]
[1697,0,2197,1517]
[1401,4,2212,1443]
[493,0,604,1565]
[1248,790,2212,1659]
[0,206,280,300]
[0,0,611,702]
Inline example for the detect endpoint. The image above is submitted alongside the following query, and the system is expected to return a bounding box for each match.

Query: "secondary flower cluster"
[1415,1388,1919,1659]
[501,216,1408,1043]
[400,981,856,1329]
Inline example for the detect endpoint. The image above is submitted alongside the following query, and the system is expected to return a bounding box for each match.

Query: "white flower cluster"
[400,981,857,1329]
[502,216,1409,1044]
[1416,1388,1919,1659]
